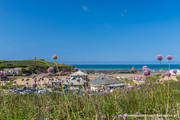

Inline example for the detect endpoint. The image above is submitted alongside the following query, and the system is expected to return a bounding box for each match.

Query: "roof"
[106,83,125,87]
[53,77,86,86]
[14,68,22,70]
[70,70,88,76]
[70,78,87,85]
[89,76,119,85]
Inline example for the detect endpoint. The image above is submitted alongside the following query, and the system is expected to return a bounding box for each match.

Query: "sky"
[0,0,180,64]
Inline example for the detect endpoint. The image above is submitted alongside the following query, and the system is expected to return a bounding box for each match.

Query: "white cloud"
[81,5,89,11]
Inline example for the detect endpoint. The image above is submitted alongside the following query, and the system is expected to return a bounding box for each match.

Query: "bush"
[5,78,17,86]
[20,68,32,74]
[176,75,180,81]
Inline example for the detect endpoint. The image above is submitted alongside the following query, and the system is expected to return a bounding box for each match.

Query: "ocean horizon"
[71,64,180,70]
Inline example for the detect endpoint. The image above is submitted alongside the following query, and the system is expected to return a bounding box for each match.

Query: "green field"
[0,80,179,120]
[0,59,74,73]
[0,75,180,119]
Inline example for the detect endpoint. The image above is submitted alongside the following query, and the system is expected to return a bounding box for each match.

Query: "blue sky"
[0,0,180,64]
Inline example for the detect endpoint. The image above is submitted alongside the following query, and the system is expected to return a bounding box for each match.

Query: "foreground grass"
[0,81,179,120]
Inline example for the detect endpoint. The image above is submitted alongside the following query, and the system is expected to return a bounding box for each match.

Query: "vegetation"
[0,81,179,119]
[0,55,179,119]
[0,59,74,73]
[116,78,135,85]
[0,78,24,89]
[176,75,180,81]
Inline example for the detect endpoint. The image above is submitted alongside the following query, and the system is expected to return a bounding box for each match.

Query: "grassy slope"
[0,59,70,67]
[0,59,74,71]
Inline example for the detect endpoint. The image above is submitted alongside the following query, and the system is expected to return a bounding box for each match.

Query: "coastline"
[81,69,142,74]
[72,64,180,71]
[81,69,164,74]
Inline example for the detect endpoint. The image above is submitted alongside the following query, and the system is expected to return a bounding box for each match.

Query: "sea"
[72,64,180,70]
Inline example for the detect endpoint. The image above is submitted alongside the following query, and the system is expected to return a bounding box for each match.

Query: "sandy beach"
[3,68,176,88]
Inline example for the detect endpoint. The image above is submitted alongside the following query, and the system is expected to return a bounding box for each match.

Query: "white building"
[170,69,180,75]
[52,70,89,90]
[3,68,22,74]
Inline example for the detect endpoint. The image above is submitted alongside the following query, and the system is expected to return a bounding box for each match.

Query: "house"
[51,70,89,90]
[70,70,88,81]
[89,76,124,91]
[51,77,87,90]
[106,83,125,89]
[3,68,22,74]
[3,68,10,74]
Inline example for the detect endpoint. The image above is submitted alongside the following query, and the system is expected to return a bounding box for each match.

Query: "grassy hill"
[0,59,74,73]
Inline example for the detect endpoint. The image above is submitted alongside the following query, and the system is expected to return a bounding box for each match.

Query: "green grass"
[0,59,74,72]
[116,78,135,85]
[0,59,71,68]
[0,85,24,89]
[176,75,180,81]
[0,81,179,119]
[0,78,24,89]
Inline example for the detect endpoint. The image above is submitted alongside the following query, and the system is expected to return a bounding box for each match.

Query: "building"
[89,76,124,91]
[170,69,180,75]
[3,68,22,74]
[52,70,89,90]
[70,70,88,81]
[130,67,136,72]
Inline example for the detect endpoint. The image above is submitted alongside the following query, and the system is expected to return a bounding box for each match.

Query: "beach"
[10,69,178,87]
